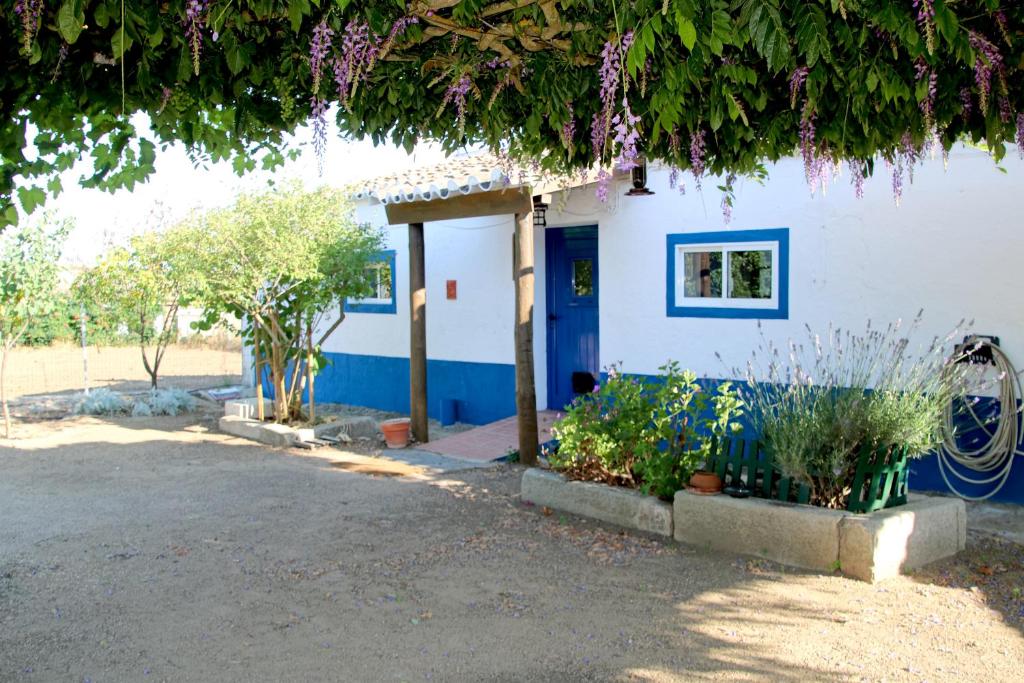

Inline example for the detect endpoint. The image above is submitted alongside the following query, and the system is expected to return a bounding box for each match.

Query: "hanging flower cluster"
[612,98,641,172]
[14,0,43,55]
[788,66,809,109]
[848,159,866,200]
[689,130,706,191]
[560,102,576,149]
[184,0,209,76]
[914,0,936,54]
[968,31,1005,113]
[721,172,736,226]
[311,96,329,174]
[439,74,472,138]
[1017,113,1024,160]
[309,19,334,96]
[667,129,685,195]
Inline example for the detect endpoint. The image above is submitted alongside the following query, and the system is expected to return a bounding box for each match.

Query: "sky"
[46,111,451,267]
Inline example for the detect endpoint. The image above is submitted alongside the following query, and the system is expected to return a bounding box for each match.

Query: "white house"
[294,146,1024,503]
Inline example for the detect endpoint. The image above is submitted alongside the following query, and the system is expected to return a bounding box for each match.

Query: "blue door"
[546,226,599,410]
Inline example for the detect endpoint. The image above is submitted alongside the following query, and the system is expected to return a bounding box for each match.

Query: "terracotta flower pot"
[380,418,411,449]
[688,470,723,494]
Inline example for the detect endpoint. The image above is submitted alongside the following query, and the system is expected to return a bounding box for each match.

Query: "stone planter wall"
[520,469,673,537]
[673,490,965,582]
[521,468,966,582]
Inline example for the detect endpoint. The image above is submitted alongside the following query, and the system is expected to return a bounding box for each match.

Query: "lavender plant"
[733,316,973,509]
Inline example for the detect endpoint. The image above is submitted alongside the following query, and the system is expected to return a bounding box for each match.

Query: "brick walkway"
[419,410,561,462]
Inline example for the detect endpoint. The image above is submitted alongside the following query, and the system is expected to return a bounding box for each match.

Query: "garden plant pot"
[380,418,411,449]
[687,470,723,495]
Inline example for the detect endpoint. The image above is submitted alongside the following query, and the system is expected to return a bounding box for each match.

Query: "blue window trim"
[665,228,789,320]
[344,250,397,314]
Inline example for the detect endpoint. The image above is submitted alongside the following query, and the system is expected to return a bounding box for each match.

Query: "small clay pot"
[688,470,723,493]
[380,418,411,449]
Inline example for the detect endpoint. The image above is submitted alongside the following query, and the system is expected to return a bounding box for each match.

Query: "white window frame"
[356,261,394,306]
[674,240,780,311]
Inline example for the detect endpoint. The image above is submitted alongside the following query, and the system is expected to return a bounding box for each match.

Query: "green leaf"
[288,0,310,33]
[17,187,47,214]
[58,2,85,44]
[676,16,697,51]
[112,26,134,57]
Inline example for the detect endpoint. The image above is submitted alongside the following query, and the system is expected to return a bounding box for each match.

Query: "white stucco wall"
[321,144,1023,408]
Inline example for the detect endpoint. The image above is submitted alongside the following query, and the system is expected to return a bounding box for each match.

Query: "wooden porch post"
[513,211,539,466]
[409,221,429,443]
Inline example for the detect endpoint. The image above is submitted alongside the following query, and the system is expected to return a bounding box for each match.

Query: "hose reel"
[939,336,1024,501]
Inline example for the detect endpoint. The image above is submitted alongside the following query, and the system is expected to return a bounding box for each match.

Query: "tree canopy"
[3,0,1023,228]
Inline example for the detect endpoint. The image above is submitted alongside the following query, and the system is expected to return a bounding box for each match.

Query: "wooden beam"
[409,222,429,444]
[385,188,533,225]
[513,211,539,466]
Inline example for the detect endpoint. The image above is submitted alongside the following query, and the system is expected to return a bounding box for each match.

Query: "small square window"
[345,250,397,314]
[667,229,788,319]
[572,258,594,297]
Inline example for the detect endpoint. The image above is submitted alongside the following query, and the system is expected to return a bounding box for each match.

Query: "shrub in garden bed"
[549,362,744,500]
[75,388,197,417]
[736,318,973,510]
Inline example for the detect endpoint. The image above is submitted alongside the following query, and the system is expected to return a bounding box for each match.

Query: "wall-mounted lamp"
[532,195,549,227]
[625,159,655,196]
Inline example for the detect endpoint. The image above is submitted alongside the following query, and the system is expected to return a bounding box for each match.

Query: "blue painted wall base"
[265,352,516,426]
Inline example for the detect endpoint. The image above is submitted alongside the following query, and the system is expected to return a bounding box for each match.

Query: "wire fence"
[5,341,243,402]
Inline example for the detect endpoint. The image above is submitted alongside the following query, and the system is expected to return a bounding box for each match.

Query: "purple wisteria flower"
[848,159,866,200]
[789,66,809,109]
[799,114,817,192]
[721,173,736,225]
[1017,114,1024,159]
[689,130,706,190]
[914,0,936,54]
[14,0,43,54]
[309,19,334,96]
[960,87,973,119]
[379,16,418,59]
[158,86,173,113]
[667,130,685,195]
[968,31,1004,113]
[440,74,472,137]
[310,96,329,174]
[334,19,372,105]
[561,102,576,148]
[612,98,641,172]
[595,168,612,203]
[995,10,1011,45]
[184,0,209,76]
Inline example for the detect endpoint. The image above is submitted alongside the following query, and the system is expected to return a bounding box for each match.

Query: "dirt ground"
[1,414,1022,682]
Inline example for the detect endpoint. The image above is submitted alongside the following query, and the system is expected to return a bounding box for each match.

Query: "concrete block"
[521,469,673,537]
[839,495,966,582]
[224,398,274,420]
[219,416,297,448]
[313,416,379,441]
[673,491,843,572]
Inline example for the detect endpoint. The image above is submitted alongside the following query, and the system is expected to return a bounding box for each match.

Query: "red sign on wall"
[446,280,457,300]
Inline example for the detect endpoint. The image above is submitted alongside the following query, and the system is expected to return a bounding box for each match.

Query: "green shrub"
[737,318,971,508]
[550,362,744,500]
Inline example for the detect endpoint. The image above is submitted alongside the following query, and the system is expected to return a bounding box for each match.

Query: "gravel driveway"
[1,415,1021,682]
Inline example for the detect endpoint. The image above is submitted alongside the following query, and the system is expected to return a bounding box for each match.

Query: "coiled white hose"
[939,338,1024,501]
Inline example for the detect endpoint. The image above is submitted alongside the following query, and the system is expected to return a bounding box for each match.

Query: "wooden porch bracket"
[513,211,539,466]
[409,222,429,443]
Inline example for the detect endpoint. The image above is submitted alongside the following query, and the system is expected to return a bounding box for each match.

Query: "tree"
[185,183,384,423]
[74,228,195,389]
[0,216,69,437]
[3,2,1023,228]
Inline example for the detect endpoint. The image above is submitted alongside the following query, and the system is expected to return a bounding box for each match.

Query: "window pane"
[683,251,722,298]
[572,259,593,297]
[378,262,393,300]
[728,250,772,299]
